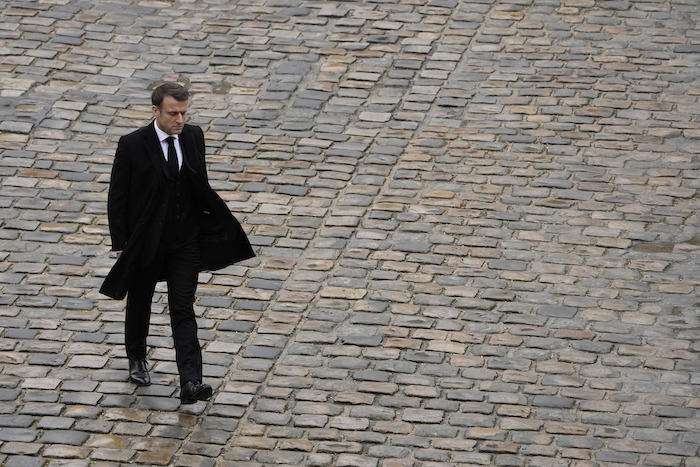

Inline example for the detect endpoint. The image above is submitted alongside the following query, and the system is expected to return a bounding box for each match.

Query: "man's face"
[153,95,188,135]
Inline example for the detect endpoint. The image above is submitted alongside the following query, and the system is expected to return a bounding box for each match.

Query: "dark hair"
[152,83,189,108]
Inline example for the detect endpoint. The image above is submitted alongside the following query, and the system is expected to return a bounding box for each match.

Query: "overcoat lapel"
[179,129,200,176]
[143,122,169,180]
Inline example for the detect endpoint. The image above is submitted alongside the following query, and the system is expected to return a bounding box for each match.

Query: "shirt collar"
[154,120,178,144]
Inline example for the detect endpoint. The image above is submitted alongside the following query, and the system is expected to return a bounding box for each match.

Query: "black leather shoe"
[128,359,151,386]
[180,381,212,404]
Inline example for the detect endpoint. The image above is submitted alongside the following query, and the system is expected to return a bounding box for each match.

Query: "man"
[100,82,255,404]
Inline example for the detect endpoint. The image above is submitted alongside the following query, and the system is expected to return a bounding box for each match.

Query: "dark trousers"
[125,236,202,385]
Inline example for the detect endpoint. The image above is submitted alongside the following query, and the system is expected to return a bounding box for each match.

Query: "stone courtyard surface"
[0,0,699,465]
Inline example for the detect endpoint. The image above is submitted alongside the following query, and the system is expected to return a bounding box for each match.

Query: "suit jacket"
[100,122,255,300]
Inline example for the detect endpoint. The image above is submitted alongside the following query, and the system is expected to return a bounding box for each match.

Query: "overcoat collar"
[143,121,197,179]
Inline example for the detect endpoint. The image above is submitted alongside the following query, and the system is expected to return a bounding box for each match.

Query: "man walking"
[100,82,255,404]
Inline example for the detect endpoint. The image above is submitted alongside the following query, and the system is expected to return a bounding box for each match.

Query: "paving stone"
[0,428,38,442]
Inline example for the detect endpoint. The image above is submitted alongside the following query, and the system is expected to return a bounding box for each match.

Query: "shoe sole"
[181,386,212,405]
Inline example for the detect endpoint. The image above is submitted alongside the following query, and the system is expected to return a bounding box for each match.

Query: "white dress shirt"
[154,120,183,170]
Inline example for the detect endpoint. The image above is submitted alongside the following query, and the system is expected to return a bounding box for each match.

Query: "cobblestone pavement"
[0,0,699,465]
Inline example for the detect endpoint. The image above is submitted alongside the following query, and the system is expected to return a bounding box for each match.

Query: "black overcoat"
[99,122,255,300]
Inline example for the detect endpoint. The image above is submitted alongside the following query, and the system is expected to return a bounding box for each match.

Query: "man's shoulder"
[120,122,154,142]
[182,124,203,136]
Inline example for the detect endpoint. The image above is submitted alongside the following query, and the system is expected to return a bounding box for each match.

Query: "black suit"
[100,121,254,385]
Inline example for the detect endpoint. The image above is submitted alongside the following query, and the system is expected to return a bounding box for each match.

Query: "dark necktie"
[166,136,178,177]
